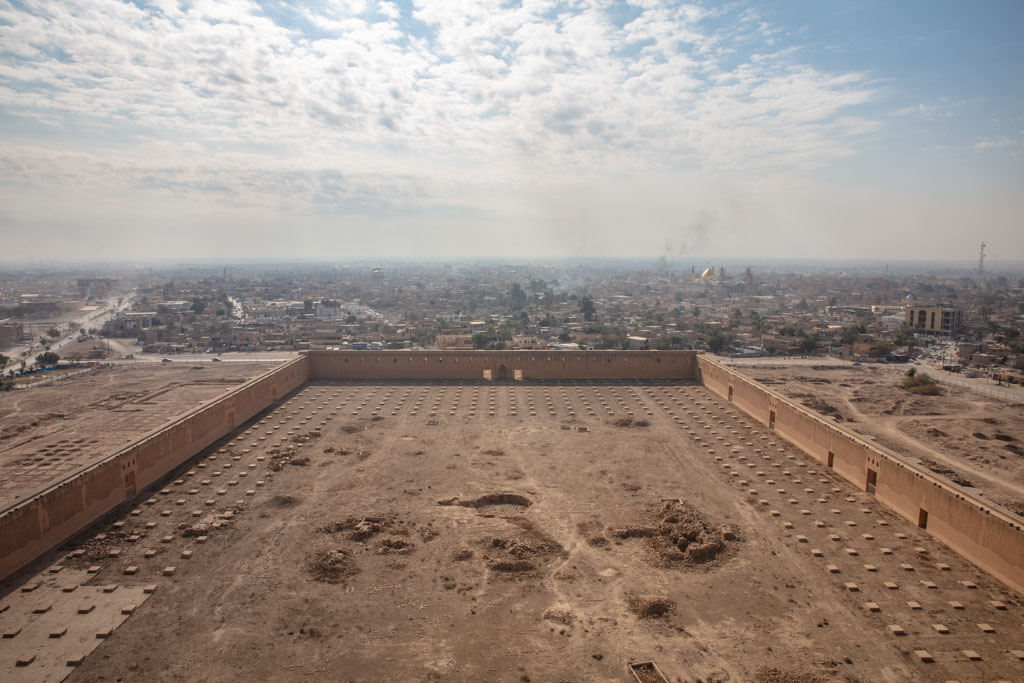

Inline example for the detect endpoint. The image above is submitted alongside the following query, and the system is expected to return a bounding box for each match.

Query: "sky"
[0,0,1022,263]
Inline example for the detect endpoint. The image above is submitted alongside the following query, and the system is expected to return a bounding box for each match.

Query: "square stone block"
[810,549,823,557]
[931,624,949,634]
[884,582,899,590]
[844,583,859,592]
[887,624,906,636]
[163,566,176,576]
[826,564,840,573]
[977,623,995,633]
[123,566,138,575]
[796,535,808,543]
[906,601,922,610]
[962,650,981,661]
[863,602,880,612]
[913,650,933,662]
[864,565,878,572]
[948,601,964,609]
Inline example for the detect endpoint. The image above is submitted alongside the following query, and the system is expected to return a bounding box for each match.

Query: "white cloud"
[974,136,1016,150]
[0,0,903,259]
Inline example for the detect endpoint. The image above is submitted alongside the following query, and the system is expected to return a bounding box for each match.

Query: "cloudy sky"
[1,0,1021,263]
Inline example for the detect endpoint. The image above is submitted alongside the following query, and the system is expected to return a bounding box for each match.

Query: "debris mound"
[437,493,532,508]
[612,500,740,568]
[626,595,675,619]
[307,549,359,584]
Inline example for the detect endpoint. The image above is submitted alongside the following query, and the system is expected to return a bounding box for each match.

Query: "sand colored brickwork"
[698,356,1024,594]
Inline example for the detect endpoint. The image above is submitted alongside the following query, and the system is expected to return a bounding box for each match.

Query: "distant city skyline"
[0,0,1021,261]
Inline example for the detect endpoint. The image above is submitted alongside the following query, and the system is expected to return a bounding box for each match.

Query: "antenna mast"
[976,242,986,280]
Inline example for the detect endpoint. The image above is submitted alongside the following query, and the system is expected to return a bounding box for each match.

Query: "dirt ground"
[3,379,1021,682]
[741,364,1024,516]
[0,363,277,509]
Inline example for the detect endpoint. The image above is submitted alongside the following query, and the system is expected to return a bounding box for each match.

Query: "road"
[2,300,123,370]
[916,365,1024,404]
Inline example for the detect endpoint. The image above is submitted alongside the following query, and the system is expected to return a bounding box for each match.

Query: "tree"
[0,353,8,369]
[191,298,206,314]
[707,330,732,353]
[472,332,490,349]
[36,351,59,366]
[579,295,597,322]
[558,329,572,343]
[509,282,527,311]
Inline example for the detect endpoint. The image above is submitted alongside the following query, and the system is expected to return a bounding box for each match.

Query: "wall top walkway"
[0,356,308,520]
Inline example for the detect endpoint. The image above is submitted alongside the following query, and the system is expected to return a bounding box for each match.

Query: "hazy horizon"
[1,1,1022,262]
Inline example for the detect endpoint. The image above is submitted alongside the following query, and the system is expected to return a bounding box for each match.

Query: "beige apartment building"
[905,305,964,335]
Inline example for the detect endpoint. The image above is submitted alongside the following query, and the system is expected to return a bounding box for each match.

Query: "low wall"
[307,350,698,380]
[0,356,309,583]
[698,356,1024,595]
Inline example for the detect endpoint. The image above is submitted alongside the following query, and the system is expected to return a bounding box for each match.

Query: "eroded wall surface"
[698,356,1024,595]
[0,357,309,582]
[307,350,697,380]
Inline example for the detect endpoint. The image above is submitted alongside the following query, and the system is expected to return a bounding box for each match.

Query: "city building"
[905,305,964,335]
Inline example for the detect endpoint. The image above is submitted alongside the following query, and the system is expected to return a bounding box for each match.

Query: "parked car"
[161,358,173,363]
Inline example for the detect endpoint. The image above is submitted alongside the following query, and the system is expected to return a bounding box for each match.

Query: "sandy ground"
[0,363,278,509]
[2,379,1021,682]
[740,364,1024,516]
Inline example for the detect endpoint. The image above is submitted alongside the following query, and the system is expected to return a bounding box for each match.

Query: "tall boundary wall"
[307,349,698,380]
[697,355,1024,595]
[0,356,309,583]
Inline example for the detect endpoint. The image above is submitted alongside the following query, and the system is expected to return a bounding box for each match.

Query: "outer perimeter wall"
[307,349,698,380]
[0,357,309,582]
[697,355,1024,595]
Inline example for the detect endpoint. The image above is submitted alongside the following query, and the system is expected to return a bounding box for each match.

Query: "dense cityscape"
[3,259,1023,387]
